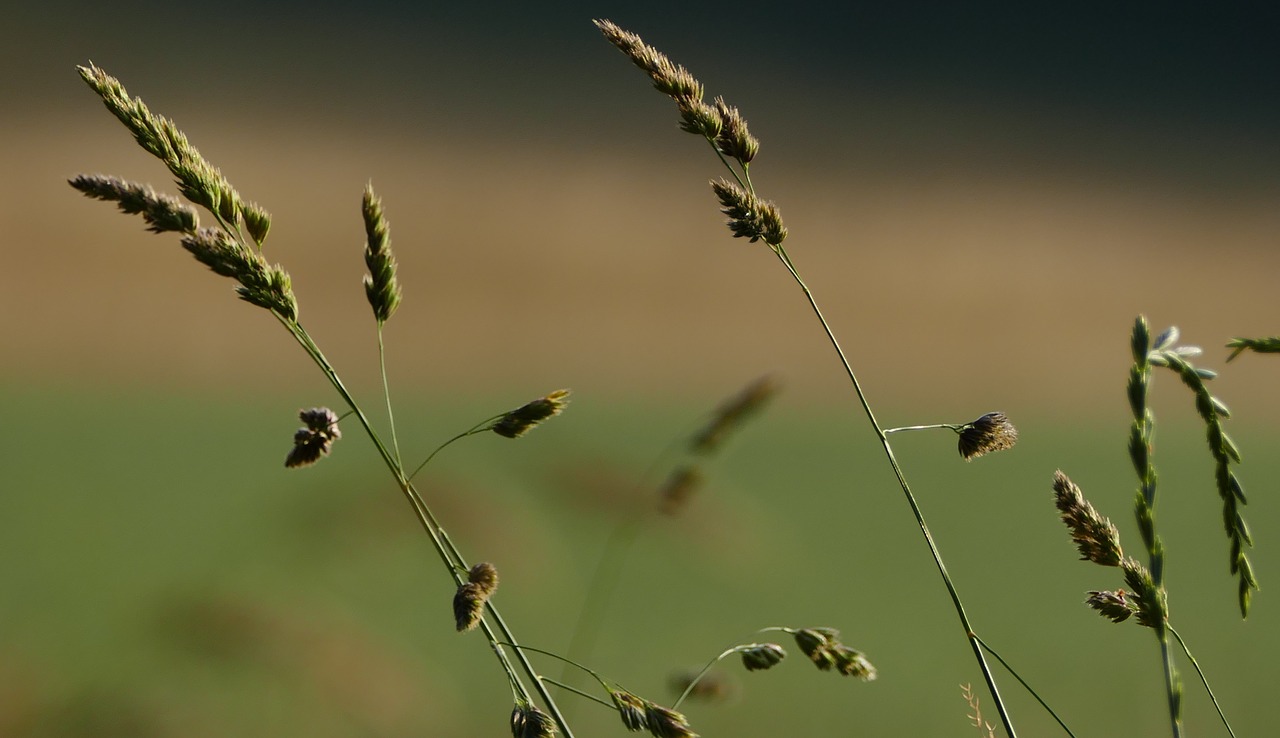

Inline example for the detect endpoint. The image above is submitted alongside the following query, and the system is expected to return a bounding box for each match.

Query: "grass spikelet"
[510,700,558,738]
[468,561,499,596]
[609,689,649,732]
[242,201,271,246]
[642,702,698,738]
[739,643,786,672]
[593,20,704,105]
[789,627,876,679]
[284,407,341,468]
[68,174,198,234]
[76,63,255,230]
[1053,470,1123,566]
[453,582,488,632]
[362,184,402,323]
[709,178,787,247]
[957,412,1019,461]
[1085,589,1138,624]
[1121,557,1166,629]
[712,97,758,164]
[180,226,297,320]
[491,389,571,439]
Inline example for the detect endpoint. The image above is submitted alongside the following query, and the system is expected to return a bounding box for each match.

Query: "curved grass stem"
[1167,624,1237,738]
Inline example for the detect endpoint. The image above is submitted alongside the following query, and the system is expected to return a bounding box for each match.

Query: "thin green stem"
[972,635,1076,737]
[1155,628,1182,738]
[377,325,402,467]
[673,645,740,710]
[541,678,614,709]
[276,314,577,738]
[1168,624,1237,738]
[768,248,1017,738]
[884,423,962,435]
[406,425,492,483]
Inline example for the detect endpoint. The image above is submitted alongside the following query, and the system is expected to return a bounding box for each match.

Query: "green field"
[4,383,1274,736]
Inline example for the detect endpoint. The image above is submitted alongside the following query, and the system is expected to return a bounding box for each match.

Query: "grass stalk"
[377,326,402,467]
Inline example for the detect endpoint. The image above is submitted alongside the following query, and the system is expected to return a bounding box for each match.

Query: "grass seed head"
[1053,470,1123,566]
[957,412,1018,460]
[709,179,788,247]
[510,700,557,738]
[285,408,341,468]
[492,390,571,438]
[609,689,649,732]
[361,184,402,323]
[594,20,704,101]
[642,702,698,738]
[1121,557,1166,628]
[467,561,499,596]
[740,643,787,671]
[453,582,488,632]
[69,174,199,234]
[1086,589,1137,624]
[77,63,253,229]
[712,97,759,164]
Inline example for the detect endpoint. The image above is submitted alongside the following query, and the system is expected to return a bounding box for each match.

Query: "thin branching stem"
[377,325,402,467]
[768,247,1017,737]
[972,635,1076,737]
[1167,624,1238,738]
[541,678,614,709]
[406,423,493,483]
[884,423,962,435]
[277,315,577,738]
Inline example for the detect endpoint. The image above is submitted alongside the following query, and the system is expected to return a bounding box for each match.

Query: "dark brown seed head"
[957,412,1018,460]
[468,562,499,596]
[285,408,341,468]
[453,582,487,632]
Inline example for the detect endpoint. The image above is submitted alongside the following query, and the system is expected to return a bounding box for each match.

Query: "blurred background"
[3,1,1278,735]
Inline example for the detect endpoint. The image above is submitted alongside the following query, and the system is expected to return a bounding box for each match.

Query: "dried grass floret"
[957,412,1018,460]
[284,407,341,468]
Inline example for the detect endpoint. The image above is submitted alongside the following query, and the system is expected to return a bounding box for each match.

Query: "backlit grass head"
[491,390,571,439]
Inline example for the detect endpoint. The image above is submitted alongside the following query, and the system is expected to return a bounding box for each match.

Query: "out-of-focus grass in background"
[3,2,1279,735]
